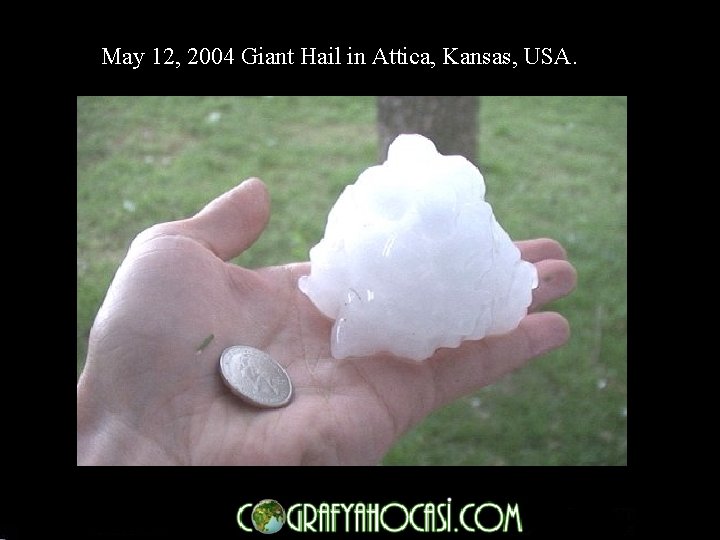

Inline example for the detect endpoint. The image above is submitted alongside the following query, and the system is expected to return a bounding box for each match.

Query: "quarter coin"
[219,346,293,408]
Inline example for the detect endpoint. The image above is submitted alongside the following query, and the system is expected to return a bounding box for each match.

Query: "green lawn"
[77,96,627,465]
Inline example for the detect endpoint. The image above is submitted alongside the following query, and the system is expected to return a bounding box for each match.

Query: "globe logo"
[251,499,286,534]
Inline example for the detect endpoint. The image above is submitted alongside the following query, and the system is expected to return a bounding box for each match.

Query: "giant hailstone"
[298,134,538,361]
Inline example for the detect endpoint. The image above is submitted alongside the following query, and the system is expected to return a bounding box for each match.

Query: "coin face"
[219,346,293,408]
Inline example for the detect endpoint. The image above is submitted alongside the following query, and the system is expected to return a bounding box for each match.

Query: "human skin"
[77,178,577,465]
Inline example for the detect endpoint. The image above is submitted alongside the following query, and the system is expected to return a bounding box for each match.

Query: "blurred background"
[77,96,627,465]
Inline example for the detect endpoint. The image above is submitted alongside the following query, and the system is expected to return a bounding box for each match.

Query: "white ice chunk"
[298,134,538,361]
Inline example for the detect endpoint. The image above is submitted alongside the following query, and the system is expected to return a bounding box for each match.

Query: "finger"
[430,312,570,408]
[530,259,577,312]
[285,261,311,281]
[288,242,569,297]
[151,178,270,261]
[516,238,567,263]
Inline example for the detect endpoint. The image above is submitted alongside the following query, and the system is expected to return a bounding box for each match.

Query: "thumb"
[175,178,270,261]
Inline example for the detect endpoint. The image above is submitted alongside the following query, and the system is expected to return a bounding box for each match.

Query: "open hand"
[77,179,576,465]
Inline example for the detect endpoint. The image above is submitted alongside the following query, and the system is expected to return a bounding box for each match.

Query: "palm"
[78,179,575,465]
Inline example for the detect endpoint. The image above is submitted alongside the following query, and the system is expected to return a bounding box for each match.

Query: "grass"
[77,96,627,465]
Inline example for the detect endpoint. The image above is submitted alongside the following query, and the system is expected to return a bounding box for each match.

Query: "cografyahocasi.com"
[238,499,523,533]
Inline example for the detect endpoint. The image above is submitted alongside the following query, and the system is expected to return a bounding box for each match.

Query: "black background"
[70,466,634,538]
[4,26,637,540]
[79,40,625,95]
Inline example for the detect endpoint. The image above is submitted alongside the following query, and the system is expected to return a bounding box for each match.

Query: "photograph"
[77,96,627,467]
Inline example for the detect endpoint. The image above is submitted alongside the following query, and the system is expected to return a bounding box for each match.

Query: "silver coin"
[219,346,293,408]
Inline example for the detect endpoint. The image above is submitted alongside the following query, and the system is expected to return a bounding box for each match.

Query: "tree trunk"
[377,96,479,165]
